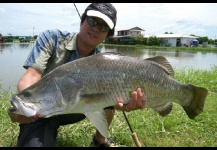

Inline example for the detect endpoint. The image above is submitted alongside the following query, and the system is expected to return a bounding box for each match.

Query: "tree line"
[0,33,38,43]
[0,32,216,45]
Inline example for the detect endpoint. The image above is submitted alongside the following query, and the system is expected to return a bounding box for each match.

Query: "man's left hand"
[114,88,146,112]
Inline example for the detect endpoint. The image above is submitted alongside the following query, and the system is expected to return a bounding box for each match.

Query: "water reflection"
[0,44,14,54]
[19,43,33,48]
[99,45,145,57]
[0,43,33,55]
[99,44,217,70]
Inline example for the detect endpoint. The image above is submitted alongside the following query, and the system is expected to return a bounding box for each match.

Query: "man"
[8,3,145,147]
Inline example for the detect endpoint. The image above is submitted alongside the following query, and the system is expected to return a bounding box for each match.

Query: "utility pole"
[215,35,216,45]
[33,26,35,38]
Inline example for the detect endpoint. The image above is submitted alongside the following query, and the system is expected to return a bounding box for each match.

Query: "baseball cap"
[85,3,117,29]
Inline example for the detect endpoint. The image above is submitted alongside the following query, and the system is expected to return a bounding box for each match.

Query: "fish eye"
[24,91,32,97]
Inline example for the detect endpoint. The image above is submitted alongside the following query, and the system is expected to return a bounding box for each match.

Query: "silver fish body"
[9,52,208,138]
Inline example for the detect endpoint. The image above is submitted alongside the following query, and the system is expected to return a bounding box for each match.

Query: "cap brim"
[87,10,114,29]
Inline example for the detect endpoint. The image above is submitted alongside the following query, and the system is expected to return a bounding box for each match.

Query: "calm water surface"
[0,43,217,93]
[99,45,217,71]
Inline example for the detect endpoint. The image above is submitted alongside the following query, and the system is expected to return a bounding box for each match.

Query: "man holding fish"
[7,3,146,147]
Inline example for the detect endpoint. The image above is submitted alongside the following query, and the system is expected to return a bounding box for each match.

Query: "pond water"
[99,45,217,71]
[0,43,217,93]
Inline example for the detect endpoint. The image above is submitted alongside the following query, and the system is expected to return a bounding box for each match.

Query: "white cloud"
[0,3,216,39]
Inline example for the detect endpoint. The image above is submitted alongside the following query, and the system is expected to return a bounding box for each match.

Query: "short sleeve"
[23,29,58,74]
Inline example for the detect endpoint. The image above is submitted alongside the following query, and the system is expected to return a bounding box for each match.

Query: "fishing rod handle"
[132,132,142,147]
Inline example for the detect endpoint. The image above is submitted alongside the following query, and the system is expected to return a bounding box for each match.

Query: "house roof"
[130,27,145,31]
[144,34,198,38]
[118,26,145,32]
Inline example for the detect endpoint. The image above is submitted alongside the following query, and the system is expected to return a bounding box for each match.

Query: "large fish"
[8,52,208,138]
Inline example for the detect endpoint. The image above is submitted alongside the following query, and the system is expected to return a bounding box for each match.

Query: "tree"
[0,33,3,42]
[164,32,173,34]
[197,36,209,44]
[33,35,38,39]
[147,35,161,46]
[134,34,147,45]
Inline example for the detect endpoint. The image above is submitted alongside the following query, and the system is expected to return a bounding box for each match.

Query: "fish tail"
[183,85,208,119]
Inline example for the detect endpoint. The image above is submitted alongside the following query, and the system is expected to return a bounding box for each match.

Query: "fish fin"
[183,85,208,119]
[152,102,173,117]
[85,110,108,138]
[145,56,174,76]
[104,51,125,56]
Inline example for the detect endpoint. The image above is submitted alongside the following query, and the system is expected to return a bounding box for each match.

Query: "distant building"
[116,26,145,37]
[113,27,199,47]
[19,36,31,43]
[144,34,199,47]
[106,27,144,44]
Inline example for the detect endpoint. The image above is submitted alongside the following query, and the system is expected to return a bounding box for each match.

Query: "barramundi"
[8,52,208,138]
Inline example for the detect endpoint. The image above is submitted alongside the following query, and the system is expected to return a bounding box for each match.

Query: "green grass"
[0,67,216,147]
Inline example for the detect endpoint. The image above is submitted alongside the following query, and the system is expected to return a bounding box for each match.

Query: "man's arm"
[17,67,42,91]
[8,67,42,124]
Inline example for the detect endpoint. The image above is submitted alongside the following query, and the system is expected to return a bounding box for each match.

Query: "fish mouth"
[8,101,18,112]
[9,95,37,117]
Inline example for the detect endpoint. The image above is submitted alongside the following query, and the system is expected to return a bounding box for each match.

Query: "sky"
[0,3,217,39]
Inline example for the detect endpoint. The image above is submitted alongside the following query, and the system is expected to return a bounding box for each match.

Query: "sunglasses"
[86,17,110,32]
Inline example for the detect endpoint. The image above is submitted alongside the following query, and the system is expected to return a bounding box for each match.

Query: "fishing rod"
[73,3,142,147]
[122,110,141,147]
[73,3,81,19]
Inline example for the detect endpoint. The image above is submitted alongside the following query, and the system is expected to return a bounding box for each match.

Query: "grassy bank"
[102,43,217,52]
[0,67,216,147]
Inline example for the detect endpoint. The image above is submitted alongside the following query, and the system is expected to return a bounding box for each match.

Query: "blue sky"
[0,3,217,39]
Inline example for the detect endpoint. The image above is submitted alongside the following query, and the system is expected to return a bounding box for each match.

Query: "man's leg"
[17,114,86,147]
[17,118,59,147]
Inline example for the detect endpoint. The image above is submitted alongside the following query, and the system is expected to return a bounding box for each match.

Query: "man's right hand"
[8,107,34,124]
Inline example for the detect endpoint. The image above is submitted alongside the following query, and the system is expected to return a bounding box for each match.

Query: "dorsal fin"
[104,51,125,56]
[145,56,174,76]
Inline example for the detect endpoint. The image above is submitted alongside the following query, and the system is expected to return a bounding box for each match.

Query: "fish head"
[9,79,68,118]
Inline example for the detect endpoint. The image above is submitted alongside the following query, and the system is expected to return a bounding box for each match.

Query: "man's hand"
[8,107,34,124]
[114,88,146,112]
